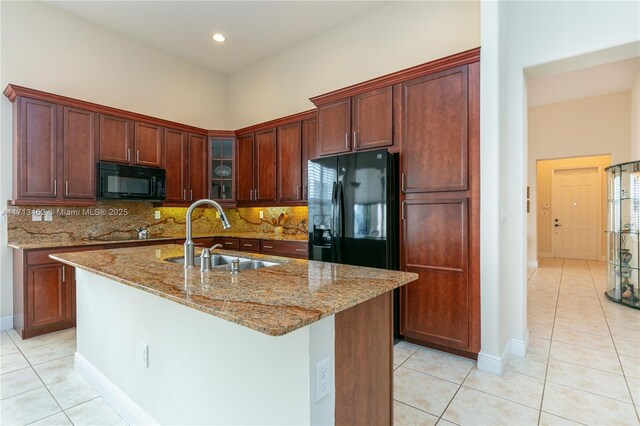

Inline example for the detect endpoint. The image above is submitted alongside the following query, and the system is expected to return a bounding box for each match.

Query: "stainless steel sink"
[165,255,279,271]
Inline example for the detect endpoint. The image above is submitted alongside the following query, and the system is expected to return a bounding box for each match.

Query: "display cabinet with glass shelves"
[209,137,235,204]
[606,161,640,309]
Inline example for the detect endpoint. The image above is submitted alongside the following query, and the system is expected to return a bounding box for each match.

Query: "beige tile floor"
[1,259,638,425]
[394,259,640,426]
[0,328,125,425]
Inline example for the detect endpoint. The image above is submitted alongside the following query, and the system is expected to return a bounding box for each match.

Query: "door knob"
[554,219,558,222]
[555,224,562,227]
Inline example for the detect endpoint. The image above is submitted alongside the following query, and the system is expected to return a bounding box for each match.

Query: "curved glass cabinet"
[606,161,640,309]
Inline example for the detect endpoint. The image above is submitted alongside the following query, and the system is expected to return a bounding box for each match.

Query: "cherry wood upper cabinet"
[402,66,468,193]
[277,122,302,202]
[401,197,469,350]
[164,128,188,204]
[302,118,318,200]
[63,107,96,200]
[254,129,277,202]
[352,87,393,151]
[135,122,164,168]
[318,98,351,156]
[237,134,255,202]
[17,98,58,199]
[99,114,132,164]
[188,133,208,202]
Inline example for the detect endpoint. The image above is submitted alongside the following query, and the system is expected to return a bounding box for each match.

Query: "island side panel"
[74,269,329,425]
[334,292,393,425]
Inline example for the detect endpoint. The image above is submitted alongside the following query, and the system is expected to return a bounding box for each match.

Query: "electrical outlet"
[154,210,161,220]
[140,343,149,368]
[315,357,330,402]
[32,211,42,222]
[259,210,264,219]
[44,210,53,221]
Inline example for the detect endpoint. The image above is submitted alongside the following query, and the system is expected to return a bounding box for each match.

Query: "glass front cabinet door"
[606,161,640,309]
[209,137,235,204]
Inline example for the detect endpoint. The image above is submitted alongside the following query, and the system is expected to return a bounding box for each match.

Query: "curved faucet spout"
[184,199,231,268]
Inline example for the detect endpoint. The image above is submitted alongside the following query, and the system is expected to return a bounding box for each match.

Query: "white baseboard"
[509,329,529,358]
[1,316,14,331]
[477,330,530,376]
[527,260,539,268]
[538,252,552,258]
[75,352,157,425]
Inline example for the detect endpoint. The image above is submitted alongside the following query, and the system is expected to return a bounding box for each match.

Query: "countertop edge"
[50,248,418,337]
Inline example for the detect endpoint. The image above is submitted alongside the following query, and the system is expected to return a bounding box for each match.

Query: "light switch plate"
[44,210,53,221]
[32,211,41,221]
[259,210,264,219]
[154,210,161,220]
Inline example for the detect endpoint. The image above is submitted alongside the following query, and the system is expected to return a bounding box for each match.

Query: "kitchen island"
[51,244,417,425]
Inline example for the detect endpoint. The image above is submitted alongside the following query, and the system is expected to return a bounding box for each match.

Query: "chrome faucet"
[184,199,231,268]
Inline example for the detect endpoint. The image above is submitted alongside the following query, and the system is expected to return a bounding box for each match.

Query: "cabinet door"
[400,197,469,350]
[99,114,132,164]
[255,129,277,202]
[63,107,96,200]
[135,122,164,168]
[402,66,468,193]
[237,134,254,202]
[17,98,58,199]
[188,134,208,202]
[26,264,67,328]
[164,128,188,204]
[277,122,302,201]
[302,118,318,200]
[318,98,351,156]
[352,87,393,151]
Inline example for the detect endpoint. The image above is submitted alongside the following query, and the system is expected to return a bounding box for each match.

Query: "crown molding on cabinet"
[3,84,209,135]
[234,110,317,136]
[309,47,480,106]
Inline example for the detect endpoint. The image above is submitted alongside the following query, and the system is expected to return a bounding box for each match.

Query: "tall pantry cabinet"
[400,62,480,357]
[311,49,480,358]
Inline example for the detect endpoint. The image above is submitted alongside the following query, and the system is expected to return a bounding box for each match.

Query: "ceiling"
[47,1,386,75]
[527,57,640,107]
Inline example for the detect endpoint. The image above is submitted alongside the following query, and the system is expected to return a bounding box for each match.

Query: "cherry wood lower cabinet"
[400,197,470,351]
[259,240,308,259]
[13,246,103,339]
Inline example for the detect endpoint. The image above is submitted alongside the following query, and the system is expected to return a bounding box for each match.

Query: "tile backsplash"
[7,201,308,245]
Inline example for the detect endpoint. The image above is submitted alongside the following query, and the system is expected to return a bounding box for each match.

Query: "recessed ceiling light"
[212,33,226,42]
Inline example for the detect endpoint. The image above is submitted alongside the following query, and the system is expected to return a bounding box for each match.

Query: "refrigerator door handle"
[335,181,344,263]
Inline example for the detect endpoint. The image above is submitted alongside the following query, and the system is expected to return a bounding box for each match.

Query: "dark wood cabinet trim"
[310,47,480,105]
[235,110,316,135]
[4,84,209,135]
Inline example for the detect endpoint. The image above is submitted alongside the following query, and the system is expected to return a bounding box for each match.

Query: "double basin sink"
[166,254,279,272]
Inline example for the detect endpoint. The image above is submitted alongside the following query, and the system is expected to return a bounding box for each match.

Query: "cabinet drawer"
[260,240,308,259]
[26,246,103,266]
[239,239,261,252]
[217,237,240,250]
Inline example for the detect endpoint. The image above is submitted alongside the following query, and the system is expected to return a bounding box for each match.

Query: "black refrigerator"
[307,149,400,337]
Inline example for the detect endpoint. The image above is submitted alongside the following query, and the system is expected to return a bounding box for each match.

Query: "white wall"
[632,71,640,160]
[528,92,631,262]
[227,1,480,128]
[0,1,229,321]
[75,270,335,424]
[480,0,640,368]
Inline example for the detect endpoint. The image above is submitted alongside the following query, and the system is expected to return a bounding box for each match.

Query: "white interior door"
[552,167,599,260]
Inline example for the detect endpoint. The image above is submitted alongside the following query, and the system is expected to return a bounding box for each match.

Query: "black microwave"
[97,162,166,201]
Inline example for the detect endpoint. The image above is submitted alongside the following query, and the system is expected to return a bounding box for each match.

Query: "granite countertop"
[50,244,417,336]
[8,231,308,250]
